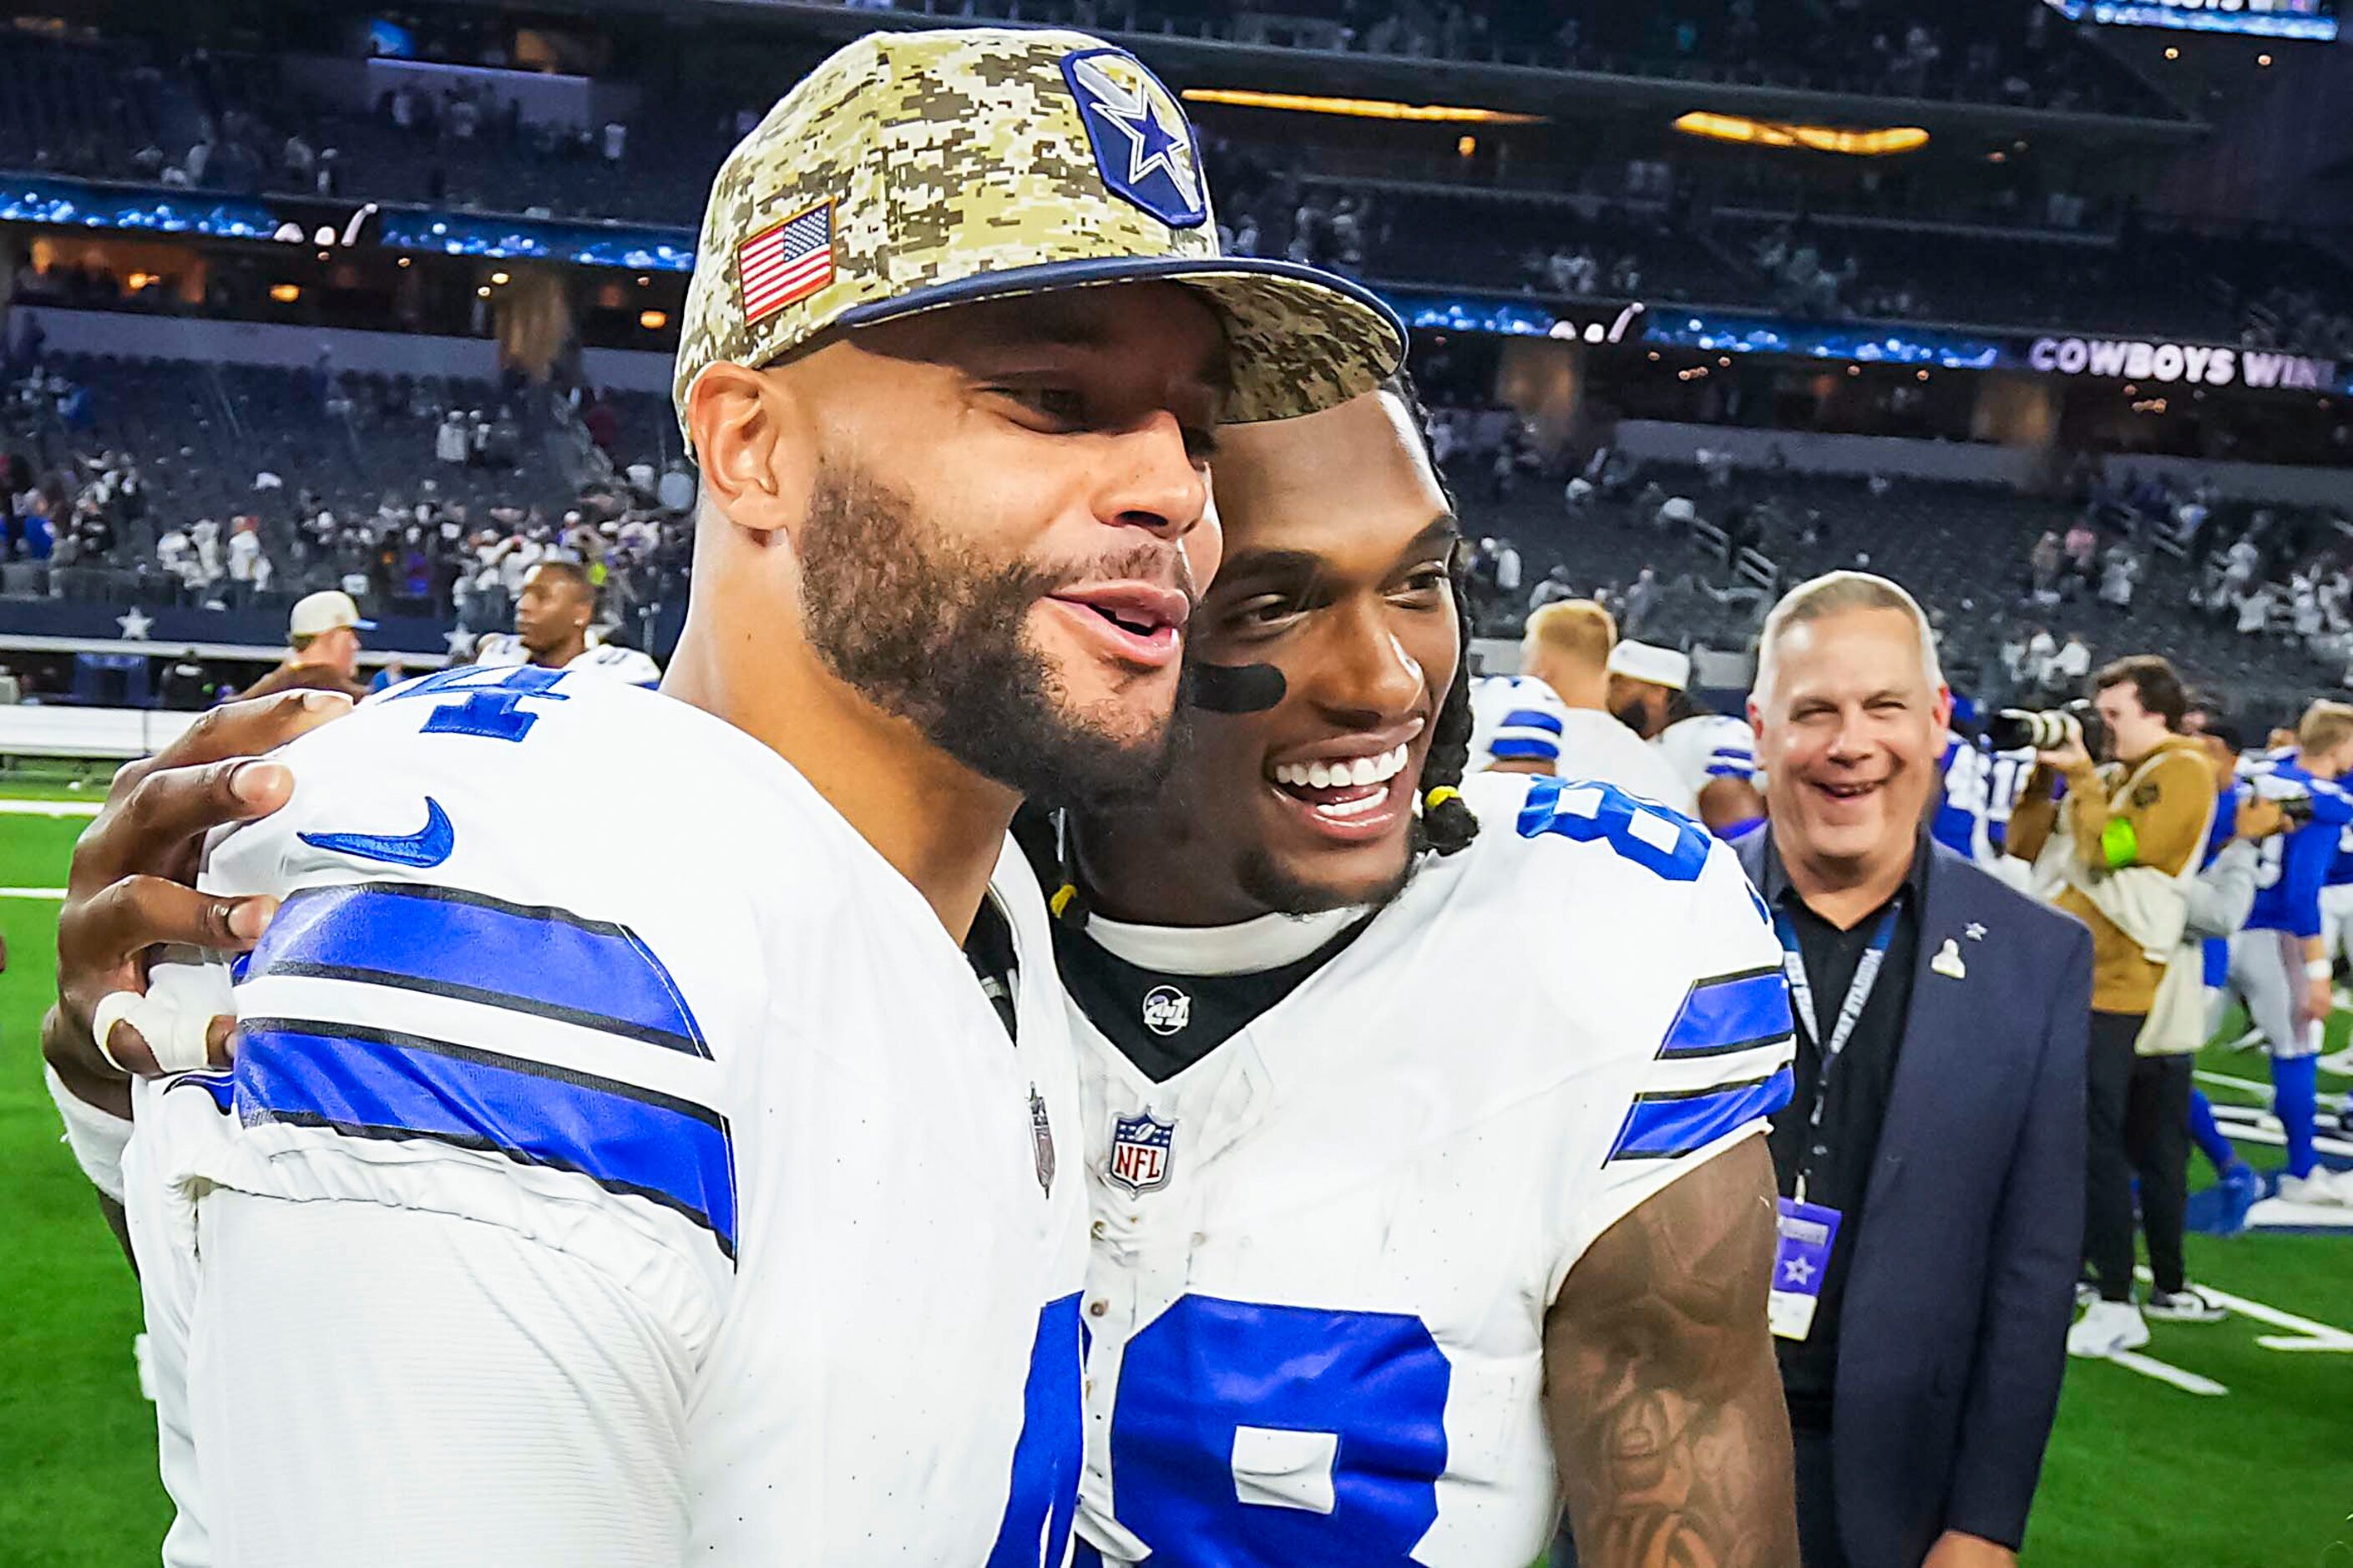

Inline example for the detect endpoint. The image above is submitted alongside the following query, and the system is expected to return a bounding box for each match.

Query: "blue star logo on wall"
[1060,49,1206,230]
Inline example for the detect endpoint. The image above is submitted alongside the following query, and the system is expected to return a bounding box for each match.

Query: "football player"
[2223,701,2353,1206]
[470,558,663,685]
[1471,599,1687,802]
[1037,376,1800,1565]
[1605,639,1769,835]
[39,28,1400,1566]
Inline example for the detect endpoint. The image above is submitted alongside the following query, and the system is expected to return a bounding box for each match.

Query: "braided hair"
[1382,368,1480,859]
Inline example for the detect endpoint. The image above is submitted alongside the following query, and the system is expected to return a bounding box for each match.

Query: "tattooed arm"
[1543,1136,1799,1568]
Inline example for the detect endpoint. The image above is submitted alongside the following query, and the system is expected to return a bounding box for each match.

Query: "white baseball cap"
[1605,640,1690,691]
[290,590,375,639]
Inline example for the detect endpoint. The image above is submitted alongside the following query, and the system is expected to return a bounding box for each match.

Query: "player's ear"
[687,361,813,544]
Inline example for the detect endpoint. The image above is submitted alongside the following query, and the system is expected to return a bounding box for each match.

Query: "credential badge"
[1108,1110,1176,1195]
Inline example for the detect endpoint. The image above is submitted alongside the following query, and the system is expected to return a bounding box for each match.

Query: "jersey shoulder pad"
[189,674,791,1302]
[1459,772,1794,1156]
[1470,675,1570,771]
[579,645,664,685]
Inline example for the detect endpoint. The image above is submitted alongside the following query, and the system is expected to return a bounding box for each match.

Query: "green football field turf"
[2,787,2348,1566]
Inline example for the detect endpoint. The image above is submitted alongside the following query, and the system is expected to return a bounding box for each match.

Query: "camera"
[1987,700,2104,758]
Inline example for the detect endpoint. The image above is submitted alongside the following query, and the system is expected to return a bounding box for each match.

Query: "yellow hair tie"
[1050,883,1078,918]
[1423,786,1462,811]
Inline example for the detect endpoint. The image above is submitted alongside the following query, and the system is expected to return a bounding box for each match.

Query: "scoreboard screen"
[2042,0,2336,40]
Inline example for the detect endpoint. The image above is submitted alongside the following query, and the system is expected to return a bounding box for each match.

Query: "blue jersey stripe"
[251,883,708,1056]
[1660,967,1794,1059]
[1705,761,1756,778]
[1608,1069,1794,1161]
[1488,736,1561,761]
[235,1019,737,1255]
[1500,708,1566,736]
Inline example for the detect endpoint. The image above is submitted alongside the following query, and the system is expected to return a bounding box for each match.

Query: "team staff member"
[2007,656,2214,1358]
[1741,571,2088,1568]
[236,591,373,702]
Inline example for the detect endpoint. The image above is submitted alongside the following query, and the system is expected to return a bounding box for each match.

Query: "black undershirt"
[1051,913,1373,1081]
[963,895,1020,1042]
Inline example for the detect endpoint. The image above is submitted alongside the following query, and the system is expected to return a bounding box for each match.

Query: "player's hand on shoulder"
[52,689,355,1098]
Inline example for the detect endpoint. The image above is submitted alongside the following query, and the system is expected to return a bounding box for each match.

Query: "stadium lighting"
[268,283,300,302]
[1673,112,1927,155]
[640,309,669,331]
[476,285,492,298]
[490,271,510,286]
[1457,134,1476,158]
[2259,53,2275,65]
[1179,88,1541,124]
[2166,46,2180,58]
[397,256,412,267]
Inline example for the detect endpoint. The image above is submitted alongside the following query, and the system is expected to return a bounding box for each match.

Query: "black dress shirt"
[1758,829,1930,1430]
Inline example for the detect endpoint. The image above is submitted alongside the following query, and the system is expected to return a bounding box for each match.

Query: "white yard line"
[2106,1351,2229,1396]
[2136,1268,2353,1353]
[0,798,98,817]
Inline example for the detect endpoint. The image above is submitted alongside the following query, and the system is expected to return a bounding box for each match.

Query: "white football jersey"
[1467,675,1572,772]
[1058,771,1794,1566]
[1654,711,1761,817]
[125,666,1086,1566]
[473,630,663,686]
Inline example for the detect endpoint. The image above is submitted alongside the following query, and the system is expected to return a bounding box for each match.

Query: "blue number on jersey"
[1517,773,1712,883]
[1106,1296,1449,1565]
[987,1293,1085,1568]
[386,664,571,742]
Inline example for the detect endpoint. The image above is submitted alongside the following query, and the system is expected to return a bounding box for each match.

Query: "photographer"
[2216,701,2353,1210]
[2006,656,2215,1358]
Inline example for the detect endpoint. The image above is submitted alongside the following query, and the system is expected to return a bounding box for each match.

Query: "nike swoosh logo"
[297,797,455,868]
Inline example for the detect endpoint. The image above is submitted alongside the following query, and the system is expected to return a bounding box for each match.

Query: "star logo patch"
[1060,48,1206,230]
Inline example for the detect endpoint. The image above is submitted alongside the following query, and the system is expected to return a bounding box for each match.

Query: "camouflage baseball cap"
[672,27,1404,453]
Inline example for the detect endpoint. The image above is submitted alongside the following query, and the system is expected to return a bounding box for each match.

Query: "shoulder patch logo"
[1108,1110,1175,1195]
[1141,984,1192,1037]
[1059,48,1207,230]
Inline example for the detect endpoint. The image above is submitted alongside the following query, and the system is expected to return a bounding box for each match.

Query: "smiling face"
[1752,604,1951,875]
[691,282,1228,807]
[1077,387,1458,924]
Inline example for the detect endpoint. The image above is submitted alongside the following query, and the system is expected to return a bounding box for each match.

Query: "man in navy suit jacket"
[1741,572,2091,1568]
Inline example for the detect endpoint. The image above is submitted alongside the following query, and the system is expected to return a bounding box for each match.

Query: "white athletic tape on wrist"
[93,987,216,1075]
[43,1062,130,1204]
[2309,959,2335,980]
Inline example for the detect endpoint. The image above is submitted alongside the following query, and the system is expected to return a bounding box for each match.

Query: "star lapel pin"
[1965,922,1987,942]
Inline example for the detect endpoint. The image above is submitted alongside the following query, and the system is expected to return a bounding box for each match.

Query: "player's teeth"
[1349,757,1377,787]
[1308,761,1332,788]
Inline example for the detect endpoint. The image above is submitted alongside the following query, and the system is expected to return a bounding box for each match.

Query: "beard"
[796,456,1179,811]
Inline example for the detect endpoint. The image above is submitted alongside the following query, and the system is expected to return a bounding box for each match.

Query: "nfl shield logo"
[1107,1110,1176,1196]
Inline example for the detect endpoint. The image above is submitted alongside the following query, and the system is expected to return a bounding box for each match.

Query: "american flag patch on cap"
[737,201,834,324]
